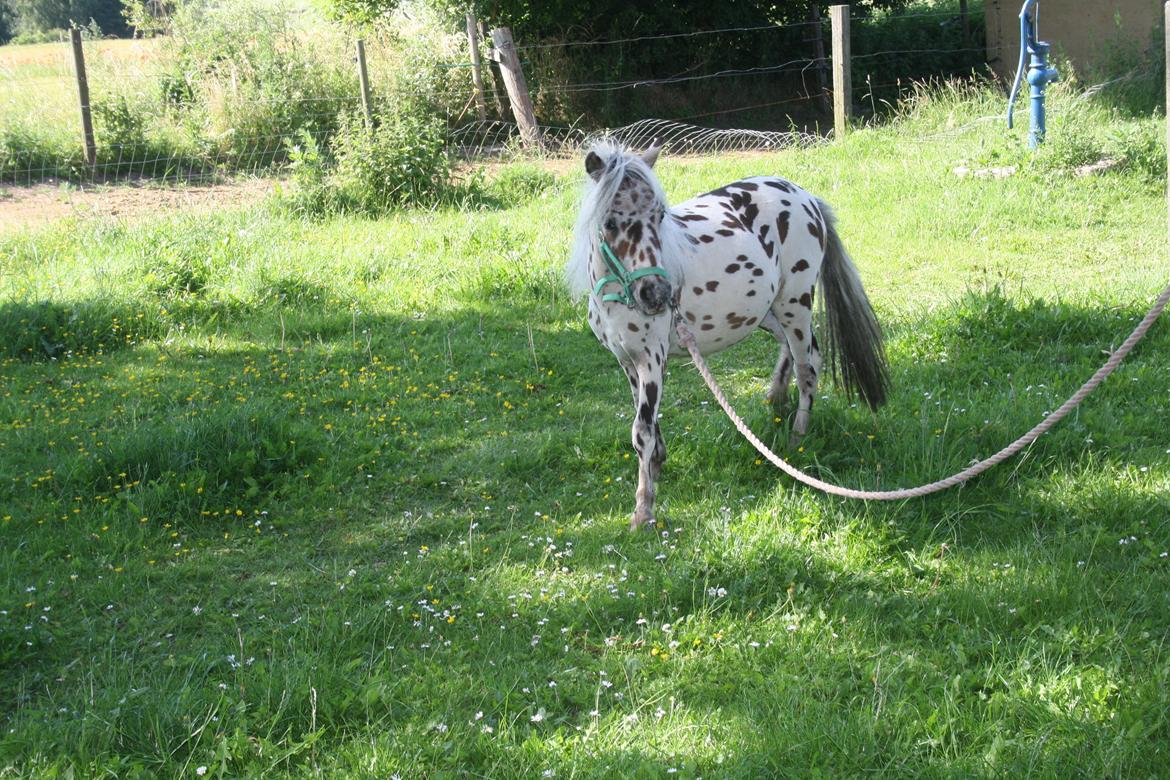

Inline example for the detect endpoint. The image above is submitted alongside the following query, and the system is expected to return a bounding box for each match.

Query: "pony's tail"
[816,198,889,410]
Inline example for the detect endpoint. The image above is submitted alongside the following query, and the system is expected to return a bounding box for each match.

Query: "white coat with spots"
[568,141,889,529]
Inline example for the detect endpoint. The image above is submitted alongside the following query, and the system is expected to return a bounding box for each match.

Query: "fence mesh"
[450,117,826,160]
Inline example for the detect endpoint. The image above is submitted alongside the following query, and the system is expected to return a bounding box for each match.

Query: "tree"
[323,0,910,39]
[121,0,175,37]
[0,0,14,42]
[6,0,130,36]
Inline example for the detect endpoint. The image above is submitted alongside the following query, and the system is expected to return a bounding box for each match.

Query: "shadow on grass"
[4,284,1166,534]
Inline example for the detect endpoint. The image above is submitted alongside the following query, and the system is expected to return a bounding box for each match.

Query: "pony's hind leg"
[759,312,794,411]
[769,296,823,444]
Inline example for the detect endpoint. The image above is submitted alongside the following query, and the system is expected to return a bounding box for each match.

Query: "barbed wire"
[515,19,823,52]
[537,57,825,94]
[853,45,999,61]
[513,7,982,52]
[856,9,982,24]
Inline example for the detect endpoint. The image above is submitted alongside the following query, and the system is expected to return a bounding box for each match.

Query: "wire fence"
[0,7,1004,195]
[0,33,363,187]
[449,117,826,160]
[454,4,1003,162]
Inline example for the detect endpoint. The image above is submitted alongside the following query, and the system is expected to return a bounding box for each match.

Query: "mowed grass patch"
[1,90,1169,777]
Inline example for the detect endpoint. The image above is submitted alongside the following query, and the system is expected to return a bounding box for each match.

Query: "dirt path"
[0,178,277,231]
[0,149,799,232]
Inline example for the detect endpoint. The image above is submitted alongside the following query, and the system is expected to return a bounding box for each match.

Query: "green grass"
[1,84,1169,777]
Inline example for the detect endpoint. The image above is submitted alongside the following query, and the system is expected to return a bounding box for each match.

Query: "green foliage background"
[1,0,128,41]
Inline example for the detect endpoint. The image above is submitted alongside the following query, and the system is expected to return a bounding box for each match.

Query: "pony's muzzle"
[634,277,672,316]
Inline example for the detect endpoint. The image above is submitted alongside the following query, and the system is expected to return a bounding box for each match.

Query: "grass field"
[1,86,1169,777]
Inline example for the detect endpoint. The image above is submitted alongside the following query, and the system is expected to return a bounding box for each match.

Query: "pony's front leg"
[630,360,666,530]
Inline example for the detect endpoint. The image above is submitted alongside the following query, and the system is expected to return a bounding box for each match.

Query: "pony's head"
[568,140,686,317]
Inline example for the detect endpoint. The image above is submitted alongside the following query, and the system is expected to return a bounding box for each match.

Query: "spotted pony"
[568,141,889,529]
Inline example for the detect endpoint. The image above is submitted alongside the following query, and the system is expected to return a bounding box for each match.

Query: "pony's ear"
[641,139,663,168]
[584,151,605,181]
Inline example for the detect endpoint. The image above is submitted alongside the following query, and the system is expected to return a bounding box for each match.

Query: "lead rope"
[674,279,1170,500]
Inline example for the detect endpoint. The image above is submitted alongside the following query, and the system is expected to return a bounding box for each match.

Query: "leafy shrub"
[283,107,455,216]
[283,130,340,215]
[334,109,451,209]
[162,0,354,170]
[158,71,195,109]
[92,93,149,150]
[6,27,62,44]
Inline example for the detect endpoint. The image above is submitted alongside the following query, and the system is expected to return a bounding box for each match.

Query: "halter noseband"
[592,230,669,307]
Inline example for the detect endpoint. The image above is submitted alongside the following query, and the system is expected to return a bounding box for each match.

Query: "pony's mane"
[567,140,690,300]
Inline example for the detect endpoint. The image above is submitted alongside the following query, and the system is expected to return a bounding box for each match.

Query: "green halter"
[592,231,670,307]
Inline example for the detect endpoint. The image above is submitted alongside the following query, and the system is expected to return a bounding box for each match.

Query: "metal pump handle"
[1006,0,1038,129]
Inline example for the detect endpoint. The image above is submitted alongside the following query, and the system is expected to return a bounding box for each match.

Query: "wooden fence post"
[466,11,487,121]
[355,39,374,125]
[69,28,97,170]
[489,27,541,147]
[480,20,506,117]
[830,5,851,139]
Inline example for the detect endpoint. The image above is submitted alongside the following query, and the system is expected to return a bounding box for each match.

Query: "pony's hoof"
[788,432,804,449]
[792,411,810,438]
[630,513,655,531]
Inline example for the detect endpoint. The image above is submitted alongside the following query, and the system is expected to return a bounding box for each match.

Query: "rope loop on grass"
[675,279,1170,500]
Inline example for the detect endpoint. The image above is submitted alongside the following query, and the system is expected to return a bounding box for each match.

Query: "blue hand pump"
[1006,0,1059,148]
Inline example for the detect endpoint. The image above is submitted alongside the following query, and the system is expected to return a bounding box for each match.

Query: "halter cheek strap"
[593,231,669,308]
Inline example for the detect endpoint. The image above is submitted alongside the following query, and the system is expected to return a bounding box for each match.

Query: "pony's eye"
[604,218,618,233]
